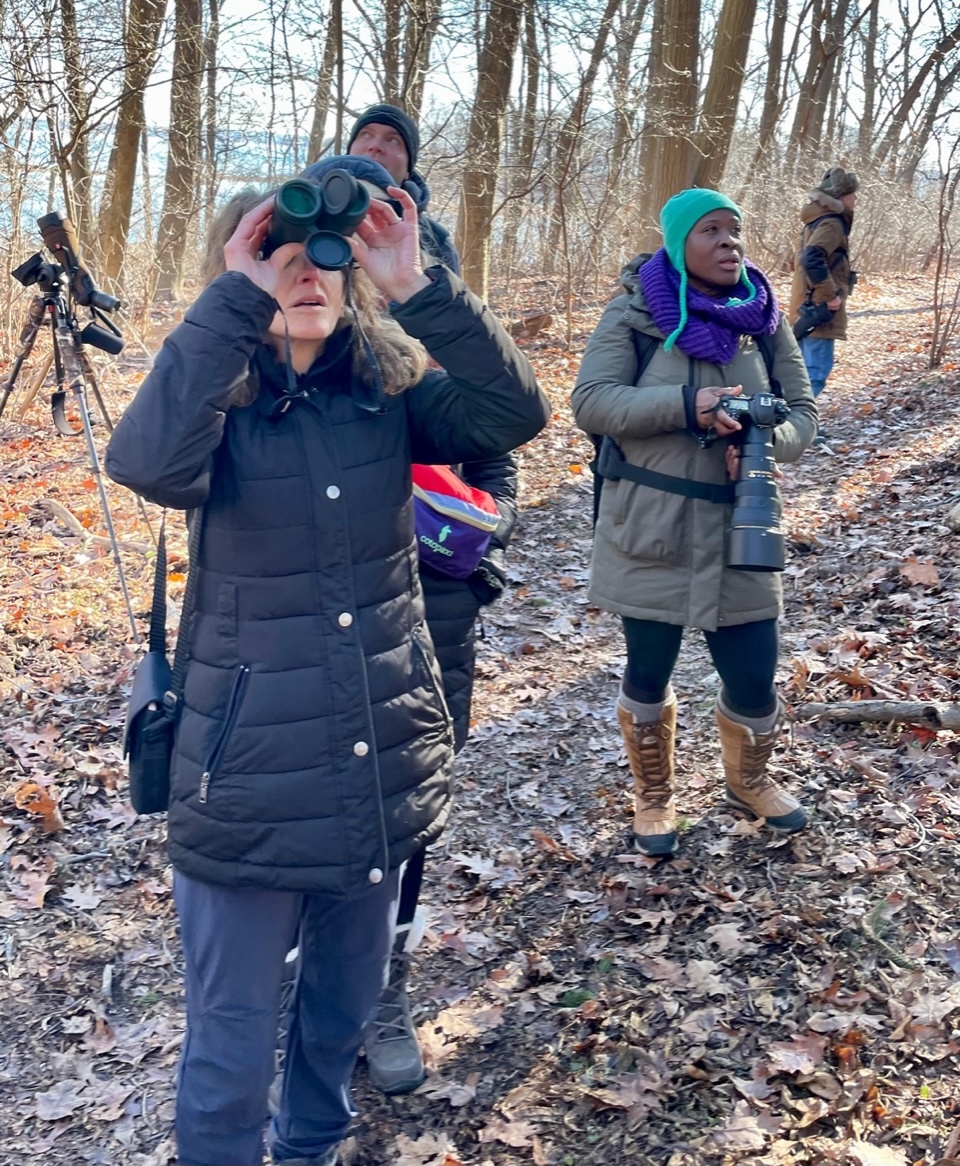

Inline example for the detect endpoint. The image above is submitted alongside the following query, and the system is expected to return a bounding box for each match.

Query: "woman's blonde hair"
[202,188,428,394]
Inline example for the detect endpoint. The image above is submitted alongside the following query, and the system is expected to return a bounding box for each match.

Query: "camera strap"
[596,436,735,505]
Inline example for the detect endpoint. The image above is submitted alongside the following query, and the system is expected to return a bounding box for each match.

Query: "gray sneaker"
[363,953,425,1094]
[271,1149,338,1166]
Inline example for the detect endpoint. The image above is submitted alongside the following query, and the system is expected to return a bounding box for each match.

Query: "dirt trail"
[2,275,959,1166]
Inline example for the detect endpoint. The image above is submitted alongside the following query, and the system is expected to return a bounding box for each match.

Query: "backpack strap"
[756,332,782,399]
[597,436,735,504]
[589,328,663,524]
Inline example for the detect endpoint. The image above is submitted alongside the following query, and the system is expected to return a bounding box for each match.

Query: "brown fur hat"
[817,167,859,198]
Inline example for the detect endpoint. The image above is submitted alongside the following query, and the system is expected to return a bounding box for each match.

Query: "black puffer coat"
[422,454,518,751]
[106,268,548,896]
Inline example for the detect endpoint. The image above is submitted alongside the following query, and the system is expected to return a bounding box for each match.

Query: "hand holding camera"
[696,384,743,435]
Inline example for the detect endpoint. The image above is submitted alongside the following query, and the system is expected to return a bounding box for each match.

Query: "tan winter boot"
[716,699,808,832]
[617,694,678,857]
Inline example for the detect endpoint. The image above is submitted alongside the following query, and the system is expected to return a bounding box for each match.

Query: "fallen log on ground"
[796,700,960,730]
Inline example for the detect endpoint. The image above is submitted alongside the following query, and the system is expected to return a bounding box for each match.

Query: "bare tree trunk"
[201,0,223,233]
[692,0,759,189]
[333,0,344,152]
[154,0,204,300]
[500,0,540,274]
[455,0,523,297]
[858,0,878,159]
[873,20,960,171]
[96,0,165,291]
[788,0,851,161]
[306,12,337,163]
[382,0,403,106]
[60,0,92,247]
[757,0,789,156]
[900,60,960,186]
[546,0,623,259]
[403,0,442,118]
[609,0,648,182]
[636,0,700,251]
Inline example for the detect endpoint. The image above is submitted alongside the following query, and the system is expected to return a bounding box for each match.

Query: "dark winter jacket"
[789,189,855,341]
[421,454,518,751]
[404,170,460,275]
[105,267,548,896]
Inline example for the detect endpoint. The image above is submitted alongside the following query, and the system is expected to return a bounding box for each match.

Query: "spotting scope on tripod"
[0,211,139,640]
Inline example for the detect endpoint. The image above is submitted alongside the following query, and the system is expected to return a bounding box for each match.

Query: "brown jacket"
[572,272,816,633]
[789,189,855,341]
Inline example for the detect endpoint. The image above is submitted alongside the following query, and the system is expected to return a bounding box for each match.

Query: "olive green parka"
[572,262,817,633]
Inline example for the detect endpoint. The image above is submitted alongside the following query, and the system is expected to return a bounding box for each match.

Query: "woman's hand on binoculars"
[223,196,303,298]
[696,384,742,436]
[350,186,430,304]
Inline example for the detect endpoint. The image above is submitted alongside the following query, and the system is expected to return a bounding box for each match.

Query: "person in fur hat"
[789,167,859,438]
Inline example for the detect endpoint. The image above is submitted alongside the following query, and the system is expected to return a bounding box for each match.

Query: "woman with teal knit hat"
[572,187,817,858]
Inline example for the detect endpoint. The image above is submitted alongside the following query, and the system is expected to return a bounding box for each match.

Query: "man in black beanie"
[348,103,460,274]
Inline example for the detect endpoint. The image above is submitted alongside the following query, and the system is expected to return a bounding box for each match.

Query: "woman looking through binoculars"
[572,188,817,859]
[105,175,548,1166]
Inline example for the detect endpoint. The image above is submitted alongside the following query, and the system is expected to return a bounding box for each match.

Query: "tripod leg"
[50,305,141,642]
[0,297,44,422]
[75,346,115,432]
[15,350,54,421]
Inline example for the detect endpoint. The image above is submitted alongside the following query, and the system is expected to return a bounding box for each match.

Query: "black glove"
[468,558,506,606]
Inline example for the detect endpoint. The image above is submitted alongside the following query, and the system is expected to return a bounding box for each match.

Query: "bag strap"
[143,508,202,713]
[148,515,169,654]
[167,509,203,706]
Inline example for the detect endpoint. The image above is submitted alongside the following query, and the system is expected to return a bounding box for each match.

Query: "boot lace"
[368,954,413,1045]
[739,729,780,793]
[628,722,673,809]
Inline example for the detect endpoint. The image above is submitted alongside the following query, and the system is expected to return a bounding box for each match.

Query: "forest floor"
[2,271,960,1166]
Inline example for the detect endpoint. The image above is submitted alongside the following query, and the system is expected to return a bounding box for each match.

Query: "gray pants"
[173,868,399,1166]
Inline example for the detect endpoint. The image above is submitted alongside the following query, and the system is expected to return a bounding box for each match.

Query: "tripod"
[0,263,140,642]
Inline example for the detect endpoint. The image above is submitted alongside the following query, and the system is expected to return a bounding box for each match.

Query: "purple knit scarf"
[638,248,780,365]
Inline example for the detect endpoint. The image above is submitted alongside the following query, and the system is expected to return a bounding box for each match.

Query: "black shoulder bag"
[122,510,202,814]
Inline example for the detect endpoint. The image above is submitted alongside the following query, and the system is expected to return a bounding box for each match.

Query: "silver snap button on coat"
[368,868,383,884]
[326,485,341,499]
[353,741,369,757]
[337,612,353,628]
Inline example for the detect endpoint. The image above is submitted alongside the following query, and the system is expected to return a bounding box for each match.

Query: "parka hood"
[619,252,654,294]
[402,169,432,214]
[800,188,853,228]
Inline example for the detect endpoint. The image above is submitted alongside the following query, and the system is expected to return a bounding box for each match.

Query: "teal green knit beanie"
[659,188,755,351]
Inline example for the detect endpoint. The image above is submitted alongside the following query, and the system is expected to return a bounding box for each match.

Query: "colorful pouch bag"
[412,464,500,579]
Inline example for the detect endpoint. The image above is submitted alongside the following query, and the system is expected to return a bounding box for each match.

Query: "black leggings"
[621,616,779,717]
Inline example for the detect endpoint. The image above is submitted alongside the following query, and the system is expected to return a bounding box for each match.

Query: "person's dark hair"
[201,189,428,395]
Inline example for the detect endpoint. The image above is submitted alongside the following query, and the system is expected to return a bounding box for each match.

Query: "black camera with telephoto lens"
[718,392,790,572]
[262,170,370,270]
[792,299,833,340]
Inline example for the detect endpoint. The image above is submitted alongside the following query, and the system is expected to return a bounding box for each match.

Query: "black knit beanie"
[347,104,419,175]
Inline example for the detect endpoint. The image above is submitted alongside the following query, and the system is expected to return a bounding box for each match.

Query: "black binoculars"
[262,171,370,270]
